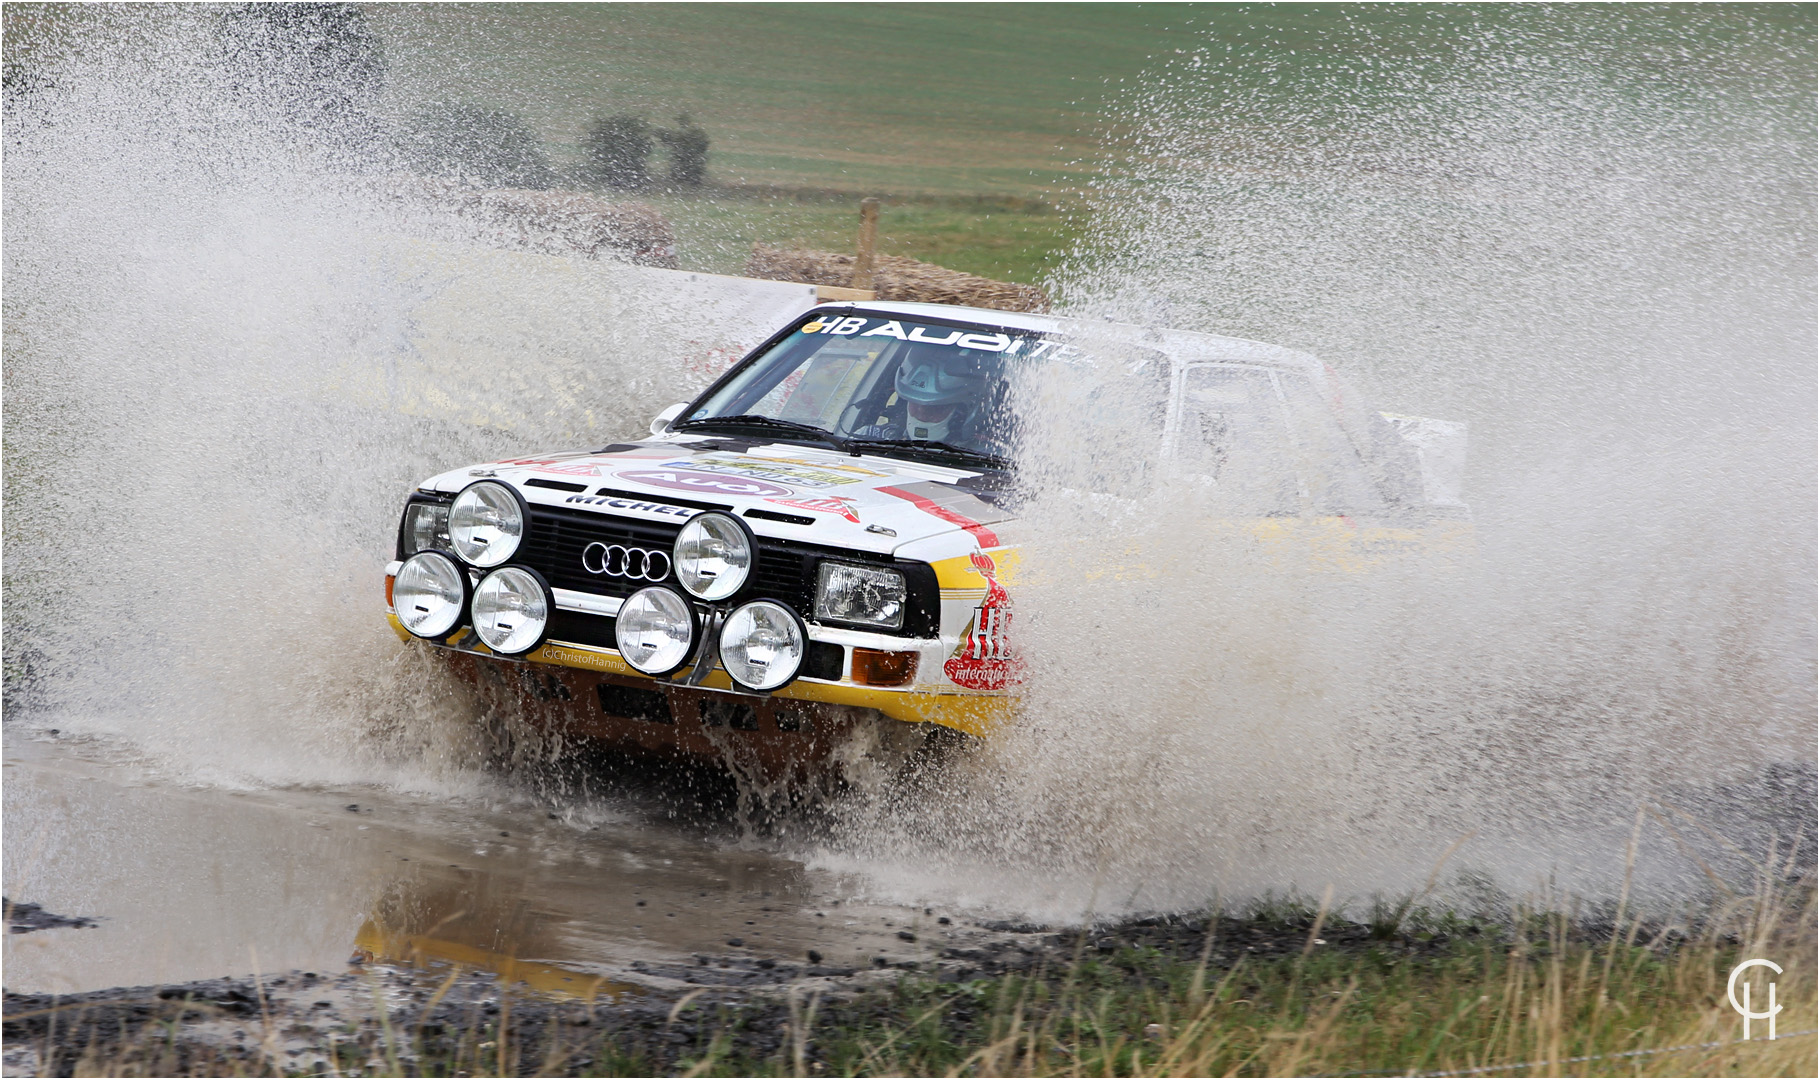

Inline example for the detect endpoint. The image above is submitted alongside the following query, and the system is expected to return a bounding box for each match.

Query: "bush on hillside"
[583,114,653,190]
[656,113,710,188]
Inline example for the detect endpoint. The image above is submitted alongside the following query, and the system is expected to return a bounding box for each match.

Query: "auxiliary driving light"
[392,551,468,639]
[615,586,697,676]
[470,566,552,655]
[448,481,526,568]
[718,600,806,692]
[672,512,753,601]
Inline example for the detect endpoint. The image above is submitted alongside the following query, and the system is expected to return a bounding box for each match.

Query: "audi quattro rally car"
[384,301,1465,769]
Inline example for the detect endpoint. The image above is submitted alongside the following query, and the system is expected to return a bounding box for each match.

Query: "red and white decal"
[945,551,1022,691]
[538,462,601,477]
[770,496,861,524]
[878,486,999,547]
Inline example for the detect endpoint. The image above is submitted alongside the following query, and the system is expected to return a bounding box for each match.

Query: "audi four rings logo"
[582,542,671,581]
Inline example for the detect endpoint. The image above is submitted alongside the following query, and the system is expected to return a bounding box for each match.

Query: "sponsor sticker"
[672,454,880,489]
[797,318,1082,362]
[537,462,602,477]
[945,551,1023,691]
[770,496,861,524]
[564,494,700,519]
[617,469,793,498]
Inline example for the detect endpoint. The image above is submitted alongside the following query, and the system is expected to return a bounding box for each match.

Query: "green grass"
[370,3,1214,198]
[641,186,1081,285]
[366,4,1815,203]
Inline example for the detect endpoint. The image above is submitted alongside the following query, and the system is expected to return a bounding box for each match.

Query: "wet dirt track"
[2,732,993,1000]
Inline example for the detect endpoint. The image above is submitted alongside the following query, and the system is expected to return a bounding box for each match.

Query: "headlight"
[814,562,906,630]
[470,566,551,655]
[719,600,806,692]
[401,502,451,556]
[672,512,752,601]
[449,481,525,567]
[615,586,696,676]
[392,551,468,639]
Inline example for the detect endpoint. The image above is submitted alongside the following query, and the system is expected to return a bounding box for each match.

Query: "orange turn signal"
[851,647,918,687]
[384,574,395,609]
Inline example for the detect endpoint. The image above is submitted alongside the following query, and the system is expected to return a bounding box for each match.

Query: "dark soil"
[0,907,1477,1077]
[4,900,98,935]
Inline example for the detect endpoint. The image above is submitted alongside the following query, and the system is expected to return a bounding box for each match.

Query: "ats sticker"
[770,496,861,524]
[668,455,881,489]
[617,469,792,498]
[945,551,1023,691]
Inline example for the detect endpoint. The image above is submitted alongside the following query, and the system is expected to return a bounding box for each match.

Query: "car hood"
[419,438,1014,555]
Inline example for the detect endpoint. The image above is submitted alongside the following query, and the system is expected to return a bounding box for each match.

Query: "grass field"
[370,3,1219,198]
[356,3,1812,287]
[642,186,1081,285]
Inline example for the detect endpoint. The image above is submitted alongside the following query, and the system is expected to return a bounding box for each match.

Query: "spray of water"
[2,9,755,792]
[807,7,1816,919]
[4,8,1811,918]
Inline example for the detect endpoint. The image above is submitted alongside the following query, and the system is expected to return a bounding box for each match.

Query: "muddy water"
[3,734,954,997]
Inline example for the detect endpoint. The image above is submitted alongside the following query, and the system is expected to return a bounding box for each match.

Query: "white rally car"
[384,302,1465,772]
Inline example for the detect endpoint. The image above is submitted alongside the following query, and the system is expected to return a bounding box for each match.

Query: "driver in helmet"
[852,343,990,444]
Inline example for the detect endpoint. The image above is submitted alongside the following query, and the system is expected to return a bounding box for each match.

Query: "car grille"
[519,505,830,617]
[439,502,937,639]
[521,505,689,598]
[401,495,937,637]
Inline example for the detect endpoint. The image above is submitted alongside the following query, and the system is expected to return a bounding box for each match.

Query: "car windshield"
[679,314,1068,466]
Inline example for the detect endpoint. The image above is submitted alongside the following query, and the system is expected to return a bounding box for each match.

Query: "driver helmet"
[894,344,987,442]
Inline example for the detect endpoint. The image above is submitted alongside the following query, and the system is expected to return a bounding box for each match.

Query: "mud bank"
[0,909,1495,1077]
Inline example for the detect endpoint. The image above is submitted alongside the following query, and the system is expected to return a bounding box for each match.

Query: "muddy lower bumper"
[384,602,1011,767]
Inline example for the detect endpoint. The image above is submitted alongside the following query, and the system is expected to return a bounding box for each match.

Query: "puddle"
[1,734,965,997]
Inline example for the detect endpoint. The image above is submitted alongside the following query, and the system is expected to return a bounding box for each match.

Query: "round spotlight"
[615,586,697,676]
[672,512,753,601]
[470,566,552,656]
[393,551,468,639]
[718,600,807,692]
[449,481,526,568]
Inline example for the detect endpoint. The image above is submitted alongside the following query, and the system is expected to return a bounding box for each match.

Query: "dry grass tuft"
[745,244,1051,312]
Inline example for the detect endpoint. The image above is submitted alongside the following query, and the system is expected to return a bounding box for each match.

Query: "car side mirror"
[650,402,687,435]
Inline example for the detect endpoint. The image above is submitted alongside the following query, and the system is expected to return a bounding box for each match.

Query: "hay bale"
[745,244,1049,313]
[472,189,678,267]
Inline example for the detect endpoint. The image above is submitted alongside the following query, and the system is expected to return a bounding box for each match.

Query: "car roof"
[806,300,1325,376]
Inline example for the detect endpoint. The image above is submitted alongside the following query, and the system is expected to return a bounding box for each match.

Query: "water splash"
[4,8,1810,919]
[808,7,1816,919]
[1,9,756,792]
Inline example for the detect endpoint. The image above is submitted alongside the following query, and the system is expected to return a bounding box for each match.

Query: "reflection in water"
[355,871,637,1001]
